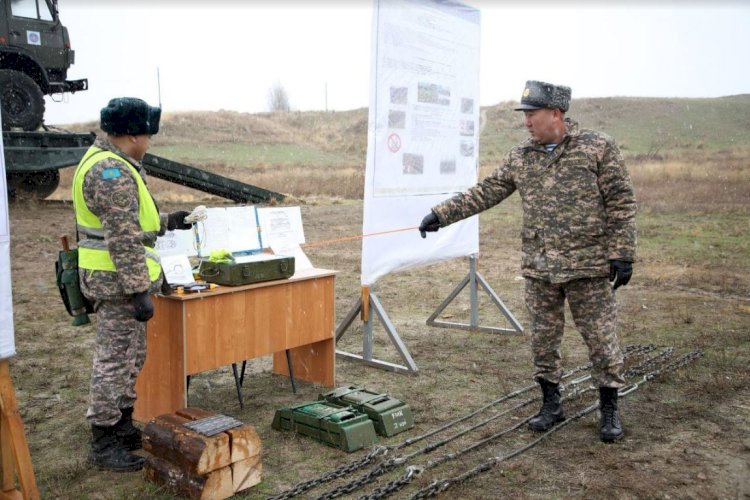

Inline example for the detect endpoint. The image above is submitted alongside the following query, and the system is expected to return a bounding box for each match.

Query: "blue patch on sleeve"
[102,167,121,180]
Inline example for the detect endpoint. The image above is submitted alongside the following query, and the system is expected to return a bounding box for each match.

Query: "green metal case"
[319,386,414,437]
[272,401,377,453]
[199,255,294,286]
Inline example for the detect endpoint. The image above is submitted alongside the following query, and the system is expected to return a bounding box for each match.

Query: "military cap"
[514,80,571,112]
[100,97,161,136]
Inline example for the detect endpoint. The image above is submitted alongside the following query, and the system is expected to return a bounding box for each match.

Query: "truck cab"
[0,0,87,130]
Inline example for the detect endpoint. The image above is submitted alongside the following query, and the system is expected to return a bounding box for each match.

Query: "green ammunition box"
[319,386,414,437]
[272,401,378,453]
[199,254,294,286]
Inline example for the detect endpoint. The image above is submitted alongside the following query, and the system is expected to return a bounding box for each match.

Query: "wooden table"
[134,268,336,422]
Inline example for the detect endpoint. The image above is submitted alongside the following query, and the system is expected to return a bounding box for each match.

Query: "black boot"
[528,379,565,431]
[114,407,142,451]
[599,387,624,443]
[89,425,145,472]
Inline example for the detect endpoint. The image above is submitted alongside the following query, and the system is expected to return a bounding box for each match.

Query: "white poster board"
[0,126,16,359]
[257,206,313,271]
[155,205,314,272]
[361,0,480,285]
[155,206,262,257]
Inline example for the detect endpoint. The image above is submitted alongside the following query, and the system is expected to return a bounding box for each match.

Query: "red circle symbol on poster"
[387,133,401,153]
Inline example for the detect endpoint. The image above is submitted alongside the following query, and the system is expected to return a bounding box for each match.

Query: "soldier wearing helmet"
[72,97,193,471]
[419,80,636,443]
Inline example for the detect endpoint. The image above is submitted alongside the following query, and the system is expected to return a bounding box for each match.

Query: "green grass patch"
[638,212,750,269]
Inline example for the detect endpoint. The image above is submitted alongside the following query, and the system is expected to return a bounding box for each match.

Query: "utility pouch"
[56,236,94,326]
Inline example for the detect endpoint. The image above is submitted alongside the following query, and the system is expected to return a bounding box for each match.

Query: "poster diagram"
[371,0,480,197]
[361,0,480,286]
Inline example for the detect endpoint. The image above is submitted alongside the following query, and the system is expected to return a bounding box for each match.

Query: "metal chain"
[392,360,591,452]
[316,457,405,500]
[408,351,703,499]
[363,350,690,500]
[267,344,657,499]
[643,350,703,381]
[625,347,674,378]
[266,446,388,500]
[318,372,601,500]
[359,466,424,500]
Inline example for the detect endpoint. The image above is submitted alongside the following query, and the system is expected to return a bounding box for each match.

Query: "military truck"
[1,1,283,202]
[0,0,87,131]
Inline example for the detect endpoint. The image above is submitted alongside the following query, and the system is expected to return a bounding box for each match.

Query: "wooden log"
[143,413,231,475]
[176,407,262,463]
[231,454,262,493]
[144,454,233,500]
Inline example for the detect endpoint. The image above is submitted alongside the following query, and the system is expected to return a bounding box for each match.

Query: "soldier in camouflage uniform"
[419,81,636,443]
[72,98,193,471]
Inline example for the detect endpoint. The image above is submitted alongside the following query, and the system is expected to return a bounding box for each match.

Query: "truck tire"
[7,170,60,199]
[0,69,45,131]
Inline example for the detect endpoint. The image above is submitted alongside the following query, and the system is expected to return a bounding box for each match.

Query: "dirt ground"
[5,182,750,499]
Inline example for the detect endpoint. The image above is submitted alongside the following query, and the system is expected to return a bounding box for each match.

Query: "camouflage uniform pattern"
[75,136,168,426]
[431,118,636,388]
[78,137,167,300]
[85,299,146,426]
[525,277,624,387]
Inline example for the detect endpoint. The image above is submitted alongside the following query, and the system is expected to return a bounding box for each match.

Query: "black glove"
[419,212,441,238]
[609,260,633,290]
[167,210,192,231]
[131,291,154,322]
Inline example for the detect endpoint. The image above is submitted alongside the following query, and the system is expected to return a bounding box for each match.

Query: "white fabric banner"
[0,125,17,359]
[361,0,481,285]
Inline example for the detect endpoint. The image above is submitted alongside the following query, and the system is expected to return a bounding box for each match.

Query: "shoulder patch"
[111,191,133,208]
[102,167,121,180]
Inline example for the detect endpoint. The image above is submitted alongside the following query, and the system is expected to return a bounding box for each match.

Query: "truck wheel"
[7,170,60,199]
[0,70,45,131]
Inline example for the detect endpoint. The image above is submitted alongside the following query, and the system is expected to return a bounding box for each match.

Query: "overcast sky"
[44,0,750,126]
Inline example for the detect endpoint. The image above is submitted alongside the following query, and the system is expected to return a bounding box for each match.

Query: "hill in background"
[63,95,750,201]
[68,94,750,163]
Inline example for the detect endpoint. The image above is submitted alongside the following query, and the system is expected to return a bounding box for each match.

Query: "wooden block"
[143,413,231,475]
[231,454,262,493]
[144,454,233,500]
[176,407,262,462]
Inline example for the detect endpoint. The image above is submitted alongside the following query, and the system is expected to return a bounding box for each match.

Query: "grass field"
[9,96,750,498]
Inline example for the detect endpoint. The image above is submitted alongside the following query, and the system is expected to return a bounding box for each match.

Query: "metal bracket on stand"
[427,255,523,334]
[335,286,418,374]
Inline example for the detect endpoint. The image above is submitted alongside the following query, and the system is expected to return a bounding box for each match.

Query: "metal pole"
[470,255,478,328]
[362,286,373,361]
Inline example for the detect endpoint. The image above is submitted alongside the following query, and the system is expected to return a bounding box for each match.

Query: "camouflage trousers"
[86,298,147,427]
[524,276,625,388]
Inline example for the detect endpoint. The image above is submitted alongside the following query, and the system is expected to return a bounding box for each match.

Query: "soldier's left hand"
[609,260,633,290]
[167,211,192,231]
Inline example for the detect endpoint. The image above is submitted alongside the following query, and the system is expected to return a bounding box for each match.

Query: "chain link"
[359,465,424,500]
[407,350,703,499]
[267,446,388,500]
[316,456,406,499]
[625,347,674,378]
[266,345,677,500]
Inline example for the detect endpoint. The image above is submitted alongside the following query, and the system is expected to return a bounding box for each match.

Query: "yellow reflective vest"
[72,146,162,282]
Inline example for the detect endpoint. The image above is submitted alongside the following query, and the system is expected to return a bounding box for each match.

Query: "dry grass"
[12,100,750,499]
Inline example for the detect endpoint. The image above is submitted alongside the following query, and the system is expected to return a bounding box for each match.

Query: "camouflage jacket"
[77,137,169,300]
[432,118,637,283]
